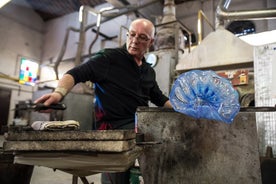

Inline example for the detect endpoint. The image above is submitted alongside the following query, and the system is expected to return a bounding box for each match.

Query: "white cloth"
[31,120,80,130]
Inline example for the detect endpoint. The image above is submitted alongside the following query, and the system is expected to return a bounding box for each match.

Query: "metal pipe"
[88,7,115,56]
[54,26,79,79]
[197,10,215,44]
[75,5,90,66]
[75,0,160,66]
[84,0,160,32]
[216,0,276,27]
[0,73,18,82]
[53,0,160,75]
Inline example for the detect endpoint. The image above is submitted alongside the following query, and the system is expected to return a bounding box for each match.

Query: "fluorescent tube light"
[239,30,276,46]
[0,0,11,8]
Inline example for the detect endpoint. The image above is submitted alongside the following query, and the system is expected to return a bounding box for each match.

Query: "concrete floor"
[30,166,101,184]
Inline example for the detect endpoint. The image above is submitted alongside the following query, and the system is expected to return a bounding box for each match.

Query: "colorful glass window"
[19,57,39,86]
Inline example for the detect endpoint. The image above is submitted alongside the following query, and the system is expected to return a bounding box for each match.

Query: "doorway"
[0,87,11,134]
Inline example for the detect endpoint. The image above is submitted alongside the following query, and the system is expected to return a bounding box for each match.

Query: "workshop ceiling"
[25,0,107,21]
[24,0,197,21]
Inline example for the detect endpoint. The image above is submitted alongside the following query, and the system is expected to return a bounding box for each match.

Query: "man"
[35,18,172,183]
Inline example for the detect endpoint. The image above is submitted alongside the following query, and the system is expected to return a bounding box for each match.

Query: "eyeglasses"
[126,32,151,42]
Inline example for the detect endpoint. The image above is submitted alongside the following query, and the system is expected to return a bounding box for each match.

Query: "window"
[19,57,39,86]
[226,20,255,37]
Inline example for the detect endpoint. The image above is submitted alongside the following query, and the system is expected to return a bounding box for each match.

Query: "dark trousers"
[101,170,130,184]
[100,122,134,184]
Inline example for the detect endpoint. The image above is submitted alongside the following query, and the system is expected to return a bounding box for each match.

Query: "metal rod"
[216,0,276,27]
[53,26,79,79]
[197,10,215,44]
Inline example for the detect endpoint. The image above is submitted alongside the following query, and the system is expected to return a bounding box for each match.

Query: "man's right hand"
[34,92,63,112]
[34,74,74,112]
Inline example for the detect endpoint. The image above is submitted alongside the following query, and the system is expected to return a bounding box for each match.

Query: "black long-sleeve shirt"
[66,45,168,129]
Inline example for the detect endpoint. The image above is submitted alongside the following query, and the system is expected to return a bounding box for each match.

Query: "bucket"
[130,167,144,184]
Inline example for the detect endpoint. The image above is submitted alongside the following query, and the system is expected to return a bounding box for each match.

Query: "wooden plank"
[4,130,136,141]
[3,140,135,152]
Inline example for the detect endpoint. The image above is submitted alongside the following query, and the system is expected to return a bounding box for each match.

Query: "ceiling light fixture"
[0,0,11,8]
[239,30,276,46]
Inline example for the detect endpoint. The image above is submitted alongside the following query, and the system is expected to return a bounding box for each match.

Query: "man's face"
[126,21,154,60]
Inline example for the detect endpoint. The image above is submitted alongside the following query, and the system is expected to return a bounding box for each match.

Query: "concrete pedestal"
[137,107,261,184]
[3,130,140,176]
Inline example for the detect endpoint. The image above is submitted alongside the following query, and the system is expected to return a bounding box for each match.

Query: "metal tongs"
[13,102,67,111]
[240,105,276,112]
